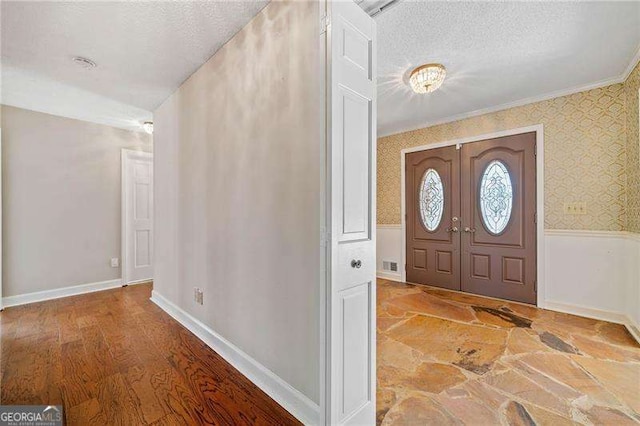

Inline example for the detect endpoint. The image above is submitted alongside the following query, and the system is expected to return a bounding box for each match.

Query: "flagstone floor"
[376,279,640,425]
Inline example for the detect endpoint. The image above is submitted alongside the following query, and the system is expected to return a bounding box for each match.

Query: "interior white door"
[122,150,154,285]
[327,2,376,424]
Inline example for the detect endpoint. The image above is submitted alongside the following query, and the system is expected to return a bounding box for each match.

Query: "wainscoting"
[377,225,640,341]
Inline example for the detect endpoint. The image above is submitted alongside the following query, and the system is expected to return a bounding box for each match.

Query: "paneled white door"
[327,1,376,424]
[122,150,154,285]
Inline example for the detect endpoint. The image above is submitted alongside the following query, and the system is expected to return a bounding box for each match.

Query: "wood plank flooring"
[0,283,300,425]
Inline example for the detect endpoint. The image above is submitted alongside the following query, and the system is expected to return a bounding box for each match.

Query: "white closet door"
[122,150,154,284]
[328,1,376,424]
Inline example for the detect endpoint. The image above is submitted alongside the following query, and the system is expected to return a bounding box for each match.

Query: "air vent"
[383,261,398,272]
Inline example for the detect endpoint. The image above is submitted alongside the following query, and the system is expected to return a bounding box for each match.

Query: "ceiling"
[376,1,640,137]
[1,1,269,132]
[2,1,639,136]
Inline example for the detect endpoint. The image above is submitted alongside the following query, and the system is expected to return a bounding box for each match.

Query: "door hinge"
[534,144,537,157]
[534,212,537,224]
[534,280,537,293]
[320,15,330,34]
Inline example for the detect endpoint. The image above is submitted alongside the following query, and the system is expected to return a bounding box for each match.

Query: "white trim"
[544,229,636,239]
[2,279,122,308]
[544,300,628,324]
[376,271,402,282]
[121,149,154,287]
[624,316,640,344]
[544,300,640,344]
[400,125,546,307]
[380,51,640,138]
[377,224,402,230]
[150,290,320,425]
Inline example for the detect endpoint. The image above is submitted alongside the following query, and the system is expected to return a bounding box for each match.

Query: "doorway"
[121,149,154,286]
[404,132,537,304]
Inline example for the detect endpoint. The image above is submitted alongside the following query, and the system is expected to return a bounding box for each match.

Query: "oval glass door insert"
[479,160,513,234]
[419,168,444,231]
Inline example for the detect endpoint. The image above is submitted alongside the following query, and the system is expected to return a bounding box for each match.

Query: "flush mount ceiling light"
[72,56,97,69]
[142,121,154,134]
[409,63,446,94]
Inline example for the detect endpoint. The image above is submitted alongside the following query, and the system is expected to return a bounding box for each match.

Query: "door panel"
[328,2,376,425]
[405,146,460,290]
[461,133,536,304]
[124,151,154,284]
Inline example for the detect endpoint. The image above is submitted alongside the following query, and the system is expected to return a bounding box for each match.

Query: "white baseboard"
[376,271,402,282]
[543,300,627,324]
[2,278,122,308]
[624,315,640,344]
[544,300,640,344]
[150,290,320,425]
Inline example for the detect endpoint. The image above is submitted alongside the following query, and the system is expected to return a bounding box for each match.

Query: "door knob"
[446,226,459,233]
[464,227,476,233]
[351,259,362,269]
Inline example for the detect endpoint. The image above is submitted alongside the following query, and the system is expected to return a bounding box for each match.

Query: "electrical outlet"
[194,287,204,305]
[110,258,119,268]
[563,202,587,215]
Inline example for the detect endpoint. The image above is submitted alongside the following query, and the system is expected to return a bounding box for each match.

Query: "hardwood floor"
[0,283,300,425]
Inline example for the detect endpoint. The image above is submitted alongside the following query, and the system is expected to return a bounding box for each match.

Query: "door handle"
[351,259,362,269]
[464,227,476,233]
[446,227,459,233]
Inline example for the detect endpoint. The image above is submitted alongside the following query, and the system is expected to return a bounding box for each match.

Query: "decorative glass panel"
[479,160,513,234]
[419,168,444,231]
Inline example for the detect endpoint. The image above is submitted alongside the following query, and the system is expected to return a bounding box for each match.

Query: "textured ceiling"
[1,1,269,131]
[376,1,640,137]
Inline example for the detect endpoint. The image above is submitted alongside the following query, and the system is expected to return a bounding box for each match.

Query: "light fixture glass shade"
[409,64,446,94]
[142,121,154,134]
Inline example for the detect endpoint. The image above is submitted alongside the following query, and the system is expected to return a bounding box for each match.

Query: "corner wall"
[1,105,151,299]
[152,0,321,419]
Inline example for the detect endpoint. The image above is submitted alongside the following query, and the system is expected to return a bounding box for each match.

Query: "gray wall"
[153,1,321,404]
[1,105,152,296]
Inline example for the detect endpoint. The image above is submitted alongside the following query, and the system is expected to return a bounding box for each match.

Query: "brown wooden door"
[406,146,460,291]
[460,133,537,304]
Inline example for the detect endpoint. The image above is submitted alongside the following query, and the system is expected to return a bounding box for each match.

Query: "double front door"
[405,133,537,304]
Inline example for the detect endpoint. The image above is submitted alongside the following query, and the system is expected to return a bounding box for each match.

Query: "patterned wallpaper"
[377,83,630,231]
[624,61,640,233]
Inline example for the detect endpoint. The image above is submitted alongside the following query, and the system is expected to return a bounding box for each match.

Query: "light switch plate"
[563,202,587,215]
[110,258,119,268]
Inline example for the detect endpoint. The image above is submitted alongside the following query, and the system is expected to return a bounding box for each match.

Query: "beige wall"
[1,105,152,297]
[378,81,633,231]
[153,1,321,404]
[624,61,640,233]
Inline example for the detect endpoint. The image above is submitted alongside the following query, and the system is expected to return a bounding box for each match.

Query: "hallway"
[0,284,299,425]
[377,279,640,425]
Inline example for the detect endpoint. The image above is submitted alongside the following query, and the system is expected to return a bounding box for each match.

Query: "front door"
[405,132,537,304]
[405,146,460,290]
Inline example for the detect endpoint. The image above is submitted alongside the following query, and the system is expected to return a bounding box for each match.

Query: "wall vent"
[383,261,398,272]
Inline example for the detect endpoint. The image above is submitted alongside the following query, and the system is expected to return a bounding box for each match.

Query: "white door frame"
[121,149,153,287]
[400,124,546,307]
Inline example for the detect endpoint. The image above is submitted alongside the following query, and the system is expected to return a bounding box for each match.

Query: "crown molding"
[379,45,640,139]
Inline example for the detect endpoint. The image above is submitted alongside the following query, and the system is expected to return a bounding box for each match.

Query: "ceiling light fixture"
[409,63,446,94]
[72,56,97,69]
[142,121,154,134]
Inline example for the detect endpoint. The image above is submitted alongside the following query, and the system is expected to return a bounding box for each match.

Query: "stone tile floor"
[376,279,640,425]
